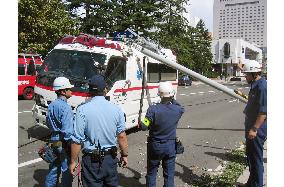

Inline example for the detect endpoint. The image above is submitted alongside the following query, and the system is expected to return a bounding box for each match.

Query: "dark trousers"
[245,129,266,187]
[45,146,73,187]
[146,140,176,187]
[81,154,119,187]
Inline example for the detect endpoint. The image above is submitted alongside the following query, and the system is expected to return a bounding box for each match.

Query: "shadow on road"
[194,144,231,151]
[204,151,246,164]
[32,166,145,187]
[118,166,144,187]
[177,127,244,132]
[18,126,50,148]
[175,162,201,185]
[33,169,48,187]
[204,151,228,161]
[27,125,50,141]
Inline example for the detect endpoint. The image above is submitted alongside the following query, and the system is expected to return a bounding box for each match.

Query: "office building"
[213,0,267,48]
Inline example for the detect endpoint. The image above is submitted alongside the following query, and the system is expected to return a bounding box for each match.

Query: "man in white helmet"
[140,81,184,187]
[238,60,267,187]
[45,77,74,187]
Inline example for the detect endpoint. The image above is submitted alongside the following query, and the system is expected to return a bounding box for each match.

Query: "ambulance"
[18,53,43,100]
[32,33,178,129]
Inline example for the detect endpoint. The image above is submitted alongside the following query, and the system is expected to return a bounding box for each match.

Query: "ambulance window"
[147,63,177,82]
[42,49,103,80]
[160,64,177,81]
[147,63,159,83]
[92,53,107,66]
[105,57,126,83]
[18,64,25,75]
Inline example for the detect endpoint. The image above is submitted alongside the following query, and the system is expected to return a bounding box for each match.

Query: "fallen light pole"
[133,43,248,104]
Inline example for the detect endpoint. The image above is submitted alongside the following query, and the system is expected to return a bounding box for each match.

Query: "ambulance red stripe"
[36,82,177,95]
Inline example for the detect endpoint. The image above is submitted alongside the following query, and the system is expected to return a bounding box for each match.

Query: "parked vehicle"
[178,75,192,86]
[230,77,242,81]
[18,53,43,100]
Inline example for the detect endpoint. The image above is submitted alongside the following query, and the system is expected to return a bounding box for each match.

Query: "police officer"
[45,77,74,187]
[69,75,128,187]
[140,82,184,187]
[238,60,267,187]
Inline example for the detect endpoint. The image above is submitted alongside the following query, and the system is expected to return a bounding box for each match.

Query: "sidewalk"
[236,142,267,186]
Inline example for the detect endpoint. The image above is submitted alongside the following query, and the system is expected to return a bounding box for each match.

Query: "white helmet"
[158,82,175,97]
[242,60,261,73]
[53,77,74,91]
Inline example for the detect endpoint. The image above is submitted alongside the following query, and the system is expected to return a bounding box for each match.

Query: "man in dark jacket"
[140,81,184,187]
[238,60,267,187]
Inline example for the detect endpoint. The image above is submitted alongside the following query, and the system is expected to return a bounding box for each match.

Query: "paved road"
[18,82,250,187]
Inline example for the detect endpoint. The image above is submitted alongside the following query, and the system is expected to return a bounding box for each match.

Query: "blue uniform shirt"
[244,77,267,132]
[142,100,184,140]
[72,96,126,152]
[46,96,74,141]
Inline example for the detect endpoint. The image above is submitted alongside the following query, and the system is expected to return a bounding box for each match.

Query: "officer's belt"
[83,147,117,156]
[147,137,176,143]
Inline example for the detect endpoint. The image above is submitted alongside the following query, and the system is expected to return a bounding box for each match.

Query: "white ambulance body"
[32,34,178,129]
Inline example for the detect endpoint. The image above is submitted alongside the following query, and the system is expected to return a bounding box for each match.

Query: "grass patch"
[192,149,246,187]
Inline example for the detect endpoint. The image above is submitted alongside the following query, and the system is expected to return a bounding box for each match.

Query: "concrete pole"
[134,45,248,103]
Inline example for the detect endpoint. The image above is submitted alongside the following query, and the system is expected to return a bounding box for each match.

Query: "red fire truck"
[18,53,43,100]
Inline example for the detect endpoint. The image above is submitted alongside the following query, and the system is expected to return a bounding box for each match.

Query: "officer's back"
[76,95,124,151]
[141,81,184,187]
[148,100,183,140]
[70,75,128,187]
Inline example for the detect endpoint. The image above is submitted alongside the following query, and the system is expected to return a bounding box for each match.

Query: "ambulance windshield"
[40,49,107,80]
[105,57,126,87]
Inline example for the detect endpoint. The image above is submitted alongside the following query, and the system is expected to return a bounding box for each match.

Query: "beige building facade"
[213,0,267,48]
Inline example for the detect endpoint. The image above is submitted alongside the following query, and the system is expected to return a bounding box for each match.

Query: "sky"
[187,0,214,32]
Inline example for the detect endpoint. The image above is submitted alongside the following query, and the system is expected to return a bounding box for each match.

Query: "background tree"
[19,0,79,55]
[190,20,213,75]
[19,0,213,75]
[65,0,161,37]
[150,0,195,69]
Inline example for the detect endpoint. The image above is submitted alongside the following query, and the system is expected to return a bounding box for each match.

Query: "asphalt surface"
[18,81,251,187]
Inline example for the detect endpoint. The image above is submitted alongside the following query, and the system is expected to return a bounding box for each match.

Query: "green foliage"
[18,0,80,55]
[19,0,213,73]
[149,3,213,75]
[65,0,162,36]
[189,20,213,75]
[149,0,195,69]
[192,149,246,187]
[205,70,220,78]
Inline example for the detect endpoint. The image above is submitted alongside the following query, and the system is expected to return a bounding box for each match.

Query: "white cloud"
[186,0,214,32]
